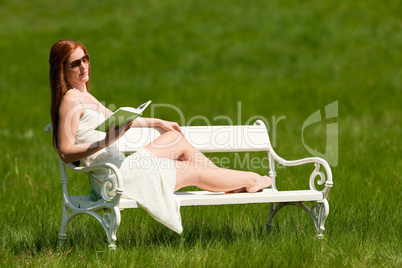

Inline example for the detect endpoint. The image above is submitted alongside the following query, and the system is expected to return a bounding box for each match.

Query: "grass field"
[0,0,401,267]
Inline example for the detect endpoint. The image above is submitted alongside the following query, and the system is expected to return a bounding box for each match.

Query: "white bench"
[45,120,333,249]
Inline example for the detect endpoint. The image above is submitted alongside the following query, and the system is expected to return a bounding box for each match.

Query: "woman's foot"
[245,175,272,193]
[225,175,272,194]
[225,187,247,194]
[225,187,264,194]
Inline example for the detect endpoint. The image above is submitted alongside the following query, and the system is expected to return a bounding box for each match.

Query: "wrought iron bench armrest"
[66,162,124,204]
[268,148,333,199]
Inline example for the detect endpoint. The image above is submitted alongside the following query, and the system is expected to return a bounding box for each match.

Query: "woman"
[49,40,271,233]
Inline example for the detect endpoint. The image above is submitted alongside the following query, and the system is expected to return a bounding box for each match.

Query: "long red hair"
[49,40,90,150]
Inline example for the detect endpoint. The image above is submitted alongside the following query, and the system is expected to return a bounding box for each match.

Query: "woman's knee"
[164,130,195,152]
[148,130,182,149]
[161,130,184,147]
[146,130,195,161]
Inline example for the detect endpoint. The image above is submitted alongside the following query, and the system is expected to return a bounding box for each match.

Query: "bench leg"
[58,204,84,249]
[58,203,122,249]
[58,204,69,249]
[266,200,329,238]
[316,199,329,238]
[82,207,121,249]
[266,203,287,230]
[101,207,121,249]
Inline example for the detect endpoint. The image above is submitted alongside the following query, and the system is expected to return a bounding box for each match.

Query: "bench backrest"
[45,120,276,187]
[115,120,272,154]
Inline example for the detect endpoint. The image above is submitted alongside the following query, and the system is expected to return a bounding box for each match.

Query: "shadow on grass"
[9,203,321,257]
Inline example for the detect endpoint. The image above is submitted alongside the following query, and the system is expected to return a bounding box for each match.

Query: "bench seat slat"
[71,189,323,209]
[176,189,323,206]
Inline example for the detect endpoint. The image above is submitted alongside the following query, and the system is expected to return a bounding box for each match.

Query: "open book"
[95,100,152,132]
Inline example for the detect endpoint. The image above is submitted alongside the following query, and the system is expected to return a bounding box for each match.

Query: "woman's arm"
[57,94,132,163]
[132,117,183,134]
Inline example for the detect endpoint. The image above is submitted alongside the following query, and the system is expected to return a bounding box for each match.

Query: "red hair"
[49,40,90,150]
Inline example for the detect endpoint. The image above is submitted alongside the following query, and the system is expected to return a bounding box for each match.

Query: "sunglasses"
[67,54,90,69]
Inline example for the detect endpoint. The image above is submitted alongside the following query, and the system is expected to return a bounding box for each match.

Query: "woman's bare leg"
[173,160,271,192]
[144,130,217,167]
[144,130,272,192]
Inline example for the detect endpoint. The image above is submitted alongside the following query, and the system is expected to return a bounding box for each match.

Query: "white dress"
[75,106,182,234]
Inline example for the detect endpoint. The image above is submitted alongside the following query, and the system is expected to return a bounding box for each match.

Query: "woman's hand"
[157,119,183,135]
[104,120,134,146]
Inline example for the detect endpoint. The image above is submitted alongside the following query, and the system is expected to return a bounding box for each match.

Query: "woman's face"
[65,47,90,88]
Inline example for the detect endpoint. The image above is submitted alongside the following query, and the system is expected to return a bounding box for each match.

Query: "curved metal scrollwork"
[309,163,326,191]
[100,173,118,202]
[103,212,112,228]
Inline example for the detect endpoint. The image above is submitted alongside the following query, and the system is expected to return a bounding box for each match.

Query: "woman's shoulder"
[61,91,80,105]
[59,90,85,114]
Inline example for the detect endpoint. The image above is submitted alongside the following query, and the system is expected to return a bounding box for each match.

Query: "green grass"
[0,0,401,267]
